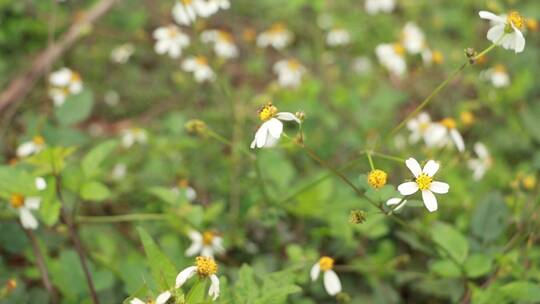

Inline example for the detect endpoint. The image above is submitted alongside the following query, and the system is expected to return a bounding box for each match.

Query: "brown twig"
[23,229,59,303]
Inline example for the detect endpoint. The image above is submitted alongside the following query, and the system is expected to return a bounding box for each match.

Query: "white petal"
[422,160,440,177]
[188,230,202,242]
[265,118,283,139]
[185,239,203,257]
[130,298,146,304]
[479,11,505,23]
[262,135,279,148]
[511,27,525,53]
[405,158,422,177]
[450,129,465,152]
[276,112,300,123]
[200,245,214,257]
[398,182,418,196]
[474,142,489,159]
[35,177,47,190]
[25,197,41,210]
[208,274,220,301]
[421,190,438,212]
[20,208,38,230]
[323,270,342,296]
[430,181,449,194]
[254,124,269,148]
[386,198,408,211]
[175,266,197,288]
[487,24,505,44]
[310,263,320,281]
[156,291,172,304]
[16,142,37,158]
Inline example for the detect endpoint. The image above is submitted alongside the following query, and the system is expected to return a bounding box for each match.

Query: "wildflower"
[176,256,220,301]
[104,90,120,107]
[365,0,395,15]
[185,119,208,136]
[16,136,46,158]
[439,118,465,153]
[173,179,197,202]
[185,230,224,257]
[256,23,293,50]
[479,10,525,53]
[182,56,216,83]
[112,163,127,181]
[35,177,47,191]
[310,256,342,296]
[483,64,510,88]
[273,59,306,88]
[326,28,351,47]
[110,43,135,64]
[130,291,171,304]
[375,43,406,76]
[195,0,230,17]
[250,102,300,149]
[406,112,446,147]
[48,67,83,107]
[422,48,444,66]
[367,169,387,189]
[386,197,408,211]
[121,128,148,148]
[172,0,198,25]
[397,158,449,212]
[9,193,41,229]
[349,210,367,224]
[201,30,238,59]
[468,143,492,181]
[401,22,426,54]
[352,56,372,75]
[153,25,190,59]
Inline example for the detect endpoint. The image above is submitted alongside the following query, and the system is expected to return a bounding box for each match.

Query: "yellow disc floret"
[287,59,301,71]
[415,174,432,191]
[460,111,475,126]
[202,231,215,245]
[432,50,444,65]
[393,43,405,56]
[507,11,524,29]
[318,256,334,271]
[258,102,278,121]
[195,256,218,277]
[10,194,25,209]
[440,118,456,129]
[367,169,388,189]
[33,136,45,146]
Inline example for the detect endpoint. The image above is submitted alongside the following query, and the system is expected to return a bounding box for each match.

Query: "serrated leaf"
[55,90,94,126]
[137,227,177,290]
[233,264,259,303]
[82,140,118,178]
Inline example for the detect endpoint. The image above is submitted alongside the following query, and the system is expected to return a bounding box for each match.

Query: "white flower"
[121,128,148,148]
[365,0,395,15]
[182,56,216,83]
[130,291,171,304]
[16,136,46,158]
[310,256,341,296]
[401,22,426,54]
[479,10,525,53]
[194,0,230,17]
[153,25,190,59]
[201,30,238,59]
[35,177,47,191]
[406,112,446,147]
[483,64,510,88]
[468,142,492,181]
[438,118,465,153]
[110,43,135,64]
[352,56,372,75]
[185,230,224,257]
[104,90,120,107]
[176,256,220,301]
[173,179,197,202]
[9,194,41,230]
[326,28,351,47]
[256,23,293,50]
[250,103,300,149]
[375,43,406,76]
[273,59,306,88]
[48,67,83,106]
[386,197,408,211]
[172,0,198,25]
[397,158,450,212]
[112,163,127,181]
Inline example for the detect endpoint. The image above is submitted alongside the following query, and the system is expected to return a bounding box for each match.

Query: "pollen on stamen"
[415,174,432,191]
[367,169,388,189]
[318,256,334,271]
[440,118,457,129]
[258,102,278,121]
[507,11,524,29]
[195,256,218,277]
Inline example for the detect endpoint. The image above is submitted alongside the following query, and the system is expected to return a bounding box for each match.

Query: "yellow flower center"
[181,0,193,4]
[202,231,215,245]
[318,256,334,271]
[168,26,179,38]
[419,122,430,132]
[258,102,278,121]
[269,23,286,34]
[393,43,405,56]
[287,59,301,71]
[367,169,388,189]
[196,56,208,65]
[507,11,524,29]
[522,175,536,190]
[527,19,538,31]
[196,256,218,277]
[33,135,45,145]
[71,72,81,83]
[460,111,475,126]
[415,174,432,191]
[440,118,456,129]
[10,194,25,209]
[494,64,507,73]
[218,31,233,43]
[432,50,444,65]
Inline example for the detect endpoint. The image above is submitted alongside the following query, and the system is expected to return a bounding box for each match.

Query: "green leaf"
[471,192,508,242]
[256,268,301,304]
[233,264,259,303]
[464,254,492,278]
[0,166,35,197]
[431,222,469,263]
[80,181,111,202]
[430,259,461,278]
[186,279,207,304]
[81,140,118,178]
[147,186,180,205]
[137,227,177,290]
[55,90,94,126]
[25,146,76,175]
[500,281,540,302]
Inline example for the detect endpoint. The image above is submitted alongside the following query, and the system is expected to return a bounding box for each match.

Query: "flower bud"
[349,209,366,224]
[185,119,208,136]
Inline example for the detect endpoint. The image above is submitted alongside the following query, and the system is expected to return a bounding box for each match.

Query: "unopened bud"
[295,111,305,121]
[349,209,367,224]
[185,119,208,136]
[465,48,477,64]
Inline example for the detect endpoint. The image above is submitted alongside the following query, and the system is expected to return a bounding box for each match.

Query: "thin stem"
[23,229,58,303]
[77,213,167,224]
[366,150,375,170]
[371,151,405,163]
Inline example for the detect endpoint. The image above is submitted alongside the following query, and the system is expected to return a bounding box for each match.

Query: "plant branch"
[23,229,58,303]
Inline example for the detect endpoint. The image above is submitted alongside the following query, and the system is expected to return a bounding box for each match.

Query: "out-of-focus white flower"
[250,102,300,149]
[112,163,127,181]
[273,59,306,88]
[397,158,449,212]
[375,43,406,76]
[365,0,396,15]
[310,256,342,296]
[468,142,492,180]
[172,179,197,202]
[195,0,230,17]
[176,256,220,301]
[352,56,372,75]
[35,177,47,191]
[483,64,510,88]
[407,112,446,148]
[326,28,351,47]
[16,136,46,158]
[130,291,171,304]
[438,118,465,153]
[479,10,525,53]
[9,194,41,230]
[172,0,198,25]
[401,22,426,54]
[256,23,293,50]
[121,128,148,148]
[110,43,135,64]
[104,90,120,107]
[185,230,224,258]
[421,49,444,66]
[153,25,190,59]
[48,67,83,107]
[201,30,238,59]
[182,56,216,83]
[386,197,408,211]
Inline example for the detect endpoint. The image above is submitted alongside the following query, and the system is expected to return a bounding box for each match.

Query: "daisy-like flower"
[365,0,396,15]
[352,56,372,75]
[173,179,197,202]
[182,56,215,83]
[130,291,171,304]
[16,136,46,158]
[401,22,426,54]
[185,230,224,257]
[406,112,446,147]
[375,43,406,76]
[438,118,465,153]
[468,142,492,181]
[386,197,408,211]
[176,256,220,301]
[326,28,351,47]
[195,0,230,17]
[397,158,449,212]
[110,43,135,64]
[256,23,293,50]
[9,193,41,229]
[484,64,510,88]
[48,67,83,107]
[250,102,300,149]
[172,0,198,25]
[273,59,306,88]
[201,30,238,59]
[121,128,148,148]
[153,25,190,59]
[421,48,444,66]
[479,10,525,53]
[310,256,342,296]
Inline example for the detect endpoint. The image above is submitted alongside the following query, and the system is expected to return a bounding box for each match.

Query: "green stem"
[366,150,375,170]
[77,213,167,224]
[371,151,405,163]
